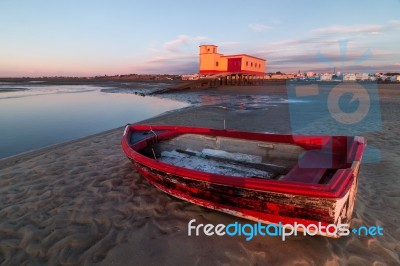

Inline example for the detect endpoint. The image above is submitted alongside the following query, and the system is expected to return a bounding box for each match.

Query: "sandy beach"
[0,83,399,265]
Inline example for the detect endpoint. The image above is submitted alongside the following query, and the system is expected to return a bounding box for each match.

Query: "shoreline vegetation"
[1,75,399,96]
[0,88,29,92]
[0,74,182,83]
[1,74,399,87]
[0,81,399,264]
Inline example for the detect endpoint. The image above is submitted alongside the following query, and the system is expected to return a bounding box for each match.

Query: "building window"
[251,62,253,67]
[207,48,210,52]
[246,61,248,66]
[216,61,219,67]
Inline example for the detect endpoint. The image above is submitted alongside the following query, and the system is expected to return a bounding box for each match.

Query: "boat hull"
[130,160,359,238]
[122,125,365,238]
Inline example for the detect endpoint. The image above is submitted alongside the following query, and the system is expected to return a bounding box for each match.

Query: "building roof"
[222,54,266,61]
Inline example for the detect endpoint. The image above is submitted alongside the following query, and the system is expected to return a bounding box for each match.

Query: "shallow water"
[0,83,188,159]
[103,86,290,110]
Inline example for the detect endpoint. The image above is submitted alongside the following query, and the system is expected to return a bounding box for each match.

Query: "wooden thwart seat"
[282,150,343,184]
[283,165,327,184]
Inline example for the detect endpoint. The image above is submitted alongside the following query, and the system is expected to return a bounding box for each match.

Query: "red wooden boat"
[121,124,366,237]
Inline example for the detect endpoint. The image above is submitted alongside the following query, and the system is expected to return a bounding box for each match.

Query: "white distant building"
[390,75,400,82]
[306,72,315,77]
[343,74,356,81]
[181,74,199,80]
[380,75,388,81]
[369,76,377,81]
[355,73,369,80]
[320,73,332,81]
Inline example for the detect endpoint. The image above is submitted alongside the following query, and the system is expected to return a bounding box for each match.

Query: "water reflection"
[197,94,285,110]
[0,85,187,158]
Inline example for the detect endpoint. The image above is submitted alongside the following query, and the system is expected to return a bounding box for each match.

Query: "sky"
[0,0,399,77]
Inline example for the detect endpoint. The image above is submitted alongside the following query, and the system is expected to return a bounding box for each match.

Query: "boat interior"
[135,132,350,184]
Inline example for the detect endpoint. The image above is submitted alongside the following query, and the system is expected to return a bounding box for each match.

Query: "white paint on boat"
[159,149,273,178]
[201,148,262,164]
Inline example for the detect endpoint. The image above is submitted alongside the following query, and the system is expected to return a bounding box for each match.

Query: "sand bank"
[0,84,399,265]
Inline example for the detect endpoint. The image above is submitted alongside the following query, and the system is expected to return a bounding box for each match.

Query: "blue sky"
[1,0,399,76]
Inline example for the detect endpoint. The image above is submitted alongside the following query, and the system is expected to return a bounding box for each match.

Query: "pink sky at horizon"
[1,1,399,77]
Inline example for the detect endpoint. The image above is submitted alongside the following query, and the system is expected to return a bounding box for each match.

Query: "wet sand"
[0,83,399,265]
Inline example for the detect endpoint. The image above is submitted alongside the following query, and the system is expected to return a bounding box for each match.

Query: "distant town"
[1,72,399,83]
[183,71,400,83]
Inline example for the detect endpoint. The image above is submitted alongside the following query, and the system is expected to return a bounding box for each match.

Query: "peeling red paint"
[121,125,366,237]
